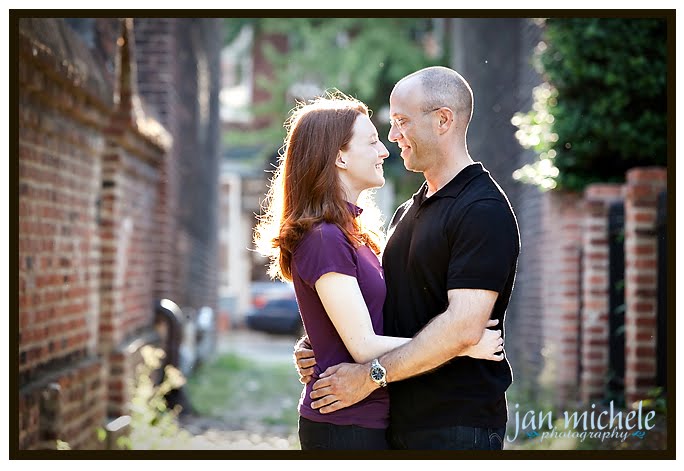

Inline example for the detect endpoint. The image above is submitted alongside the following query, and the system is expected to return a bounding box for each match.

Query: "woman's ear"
[335,151,347,169]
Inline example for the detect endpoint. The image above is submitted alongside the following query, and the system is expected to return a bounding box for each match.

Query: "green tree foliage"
[512,18,667,191]
[255,18,436,126]
[223,18,440,200]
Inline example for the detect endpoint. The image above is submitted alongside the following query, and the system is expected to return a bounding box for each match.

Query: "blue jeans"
[298,416,390,450]
[388,424,506,450]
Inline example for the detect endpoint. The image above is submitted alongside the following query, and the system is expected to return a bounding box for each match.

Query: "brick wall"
[18,18,113,450]
[509,173,667,411]
[133,18,180,301]
[135,18,222,312]
[17,17,221,450]
[19,359,106,450]
[539,190,583,408]
[624,167,667,405]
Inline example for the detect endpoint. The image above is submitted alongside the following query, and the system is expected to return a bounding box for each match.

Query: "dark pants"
[388,424,506,450]
[298,416,390,450]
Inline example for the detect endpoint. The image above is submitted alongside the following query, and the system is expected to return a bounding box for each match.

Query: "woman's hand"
[462,319,504,361]
[293,335,316,384]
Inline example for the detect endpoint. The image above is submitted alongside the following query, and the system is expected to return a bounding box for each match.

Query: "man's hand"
[309,362,377,413]
[293,335,316,384]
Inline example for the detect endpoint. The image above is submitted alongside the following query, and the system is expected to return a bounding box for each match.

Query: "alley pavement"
[178,328,301,450]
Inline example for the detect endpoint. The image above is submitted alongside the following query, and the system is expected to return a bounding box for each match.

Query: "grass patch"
[185,352,303,430]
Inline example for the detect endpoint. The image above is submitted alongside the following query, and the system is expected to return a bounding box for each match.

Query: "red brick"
[627,167,667,182]
[633,302,655,312]
[635,331,656,341]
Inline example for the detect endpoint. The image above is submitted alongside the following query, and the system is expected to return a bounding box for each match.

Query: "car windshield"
[265,299,298,309]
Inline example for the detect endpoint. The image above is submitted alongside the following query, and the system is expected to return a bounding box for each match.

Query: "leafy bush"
[513,18,667,191]
[117,346,195,450]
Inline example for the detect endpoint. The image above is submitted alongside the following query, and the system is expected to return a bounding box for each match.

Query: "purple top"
[291,204,389,429]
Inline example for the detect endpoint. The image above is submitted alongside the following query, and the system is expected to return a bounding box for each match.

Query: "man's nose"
[388,123,400,142]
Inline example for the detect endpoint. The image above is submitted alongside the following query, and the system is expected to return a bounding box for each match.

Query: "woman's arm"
[315,272,409,364]
[296,272,504,380]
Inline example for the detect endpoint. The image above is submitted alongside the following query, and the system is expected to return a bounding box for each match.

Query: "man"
[294,66,520,450]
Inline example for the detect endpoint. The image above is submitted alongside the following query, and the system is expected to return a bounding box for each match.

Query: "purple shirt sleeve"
[294,223,357,288]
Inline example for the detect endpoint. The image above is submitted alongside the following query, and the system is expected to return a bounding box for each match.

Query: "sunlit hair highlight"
[253,90,386,281]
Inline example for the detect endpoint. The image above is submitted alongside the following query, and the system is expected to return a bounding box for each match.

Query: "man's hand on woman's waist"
[309,362,379,414]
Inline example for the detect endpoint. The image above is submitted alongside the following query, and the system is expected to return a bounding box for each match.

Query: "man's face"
[387,79,438,173]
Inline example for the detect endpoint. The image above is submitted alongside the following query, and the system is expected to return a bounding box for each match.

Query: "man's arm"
[309,288,499,413]
[294,315,502,384]
[383,288,498,381]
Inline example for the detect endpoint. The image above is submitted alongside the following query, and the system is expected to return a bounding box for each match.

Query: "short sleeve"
[293,223,358,287]
[446,199,519,293]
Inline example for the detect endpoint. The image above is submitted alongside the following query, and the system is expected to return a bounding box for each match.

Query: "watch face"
[371,367,384,381]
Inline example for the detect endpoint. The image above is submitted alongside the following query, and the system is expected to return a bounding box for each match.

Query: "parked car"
[245,297,304,336]
[245,280,304,336]
[250,280,296,309]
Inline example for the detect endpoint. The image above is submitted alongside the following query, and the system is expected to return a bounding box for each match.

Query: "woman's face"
[337,114,390,195]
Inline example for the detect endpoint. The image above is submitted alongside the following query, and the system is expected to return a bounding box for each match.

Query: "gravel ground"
[177,328,302,450]
[178,414,299,450]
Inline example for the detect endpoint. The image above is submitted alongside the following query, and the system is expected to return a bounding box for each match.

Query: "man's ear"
[335,151,347,169]
[437,108,455,134]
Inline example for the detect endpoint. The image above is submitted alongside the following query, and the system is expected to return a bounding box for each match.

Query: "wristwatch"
[370,359,387,387]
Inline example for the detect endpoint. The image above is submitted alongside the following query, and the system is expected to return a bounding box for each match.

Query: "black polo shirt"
[382,162,520,431]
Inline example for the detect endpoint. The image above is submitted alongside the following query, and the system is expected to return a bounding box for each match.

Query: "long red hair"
[254,91,385,281]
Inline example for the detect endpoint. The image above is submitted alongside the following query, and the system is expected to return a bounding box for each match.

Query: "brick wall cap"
[584,183,624,201]
[627,166,667,182]
[19,18,113,107]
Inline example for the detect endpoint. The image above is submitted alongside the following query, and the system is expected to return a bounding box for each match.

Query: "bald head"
[395,66,474,126]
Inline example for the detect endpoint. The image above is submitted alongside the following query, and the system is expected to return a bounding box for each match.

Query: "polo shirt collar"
[414,162,487,202]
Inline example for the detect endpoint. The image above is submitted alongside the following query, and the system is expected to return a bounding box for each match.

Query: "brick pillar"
[580,184,623,402]
[99,18,169,417]
[100,19,130,356]
[624,167,667,406]
[540,190,583,409]
[133,18,178,301]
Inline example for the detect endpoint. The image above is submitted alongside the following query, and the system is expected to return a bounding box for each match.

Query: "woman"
[253,91,502,450]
